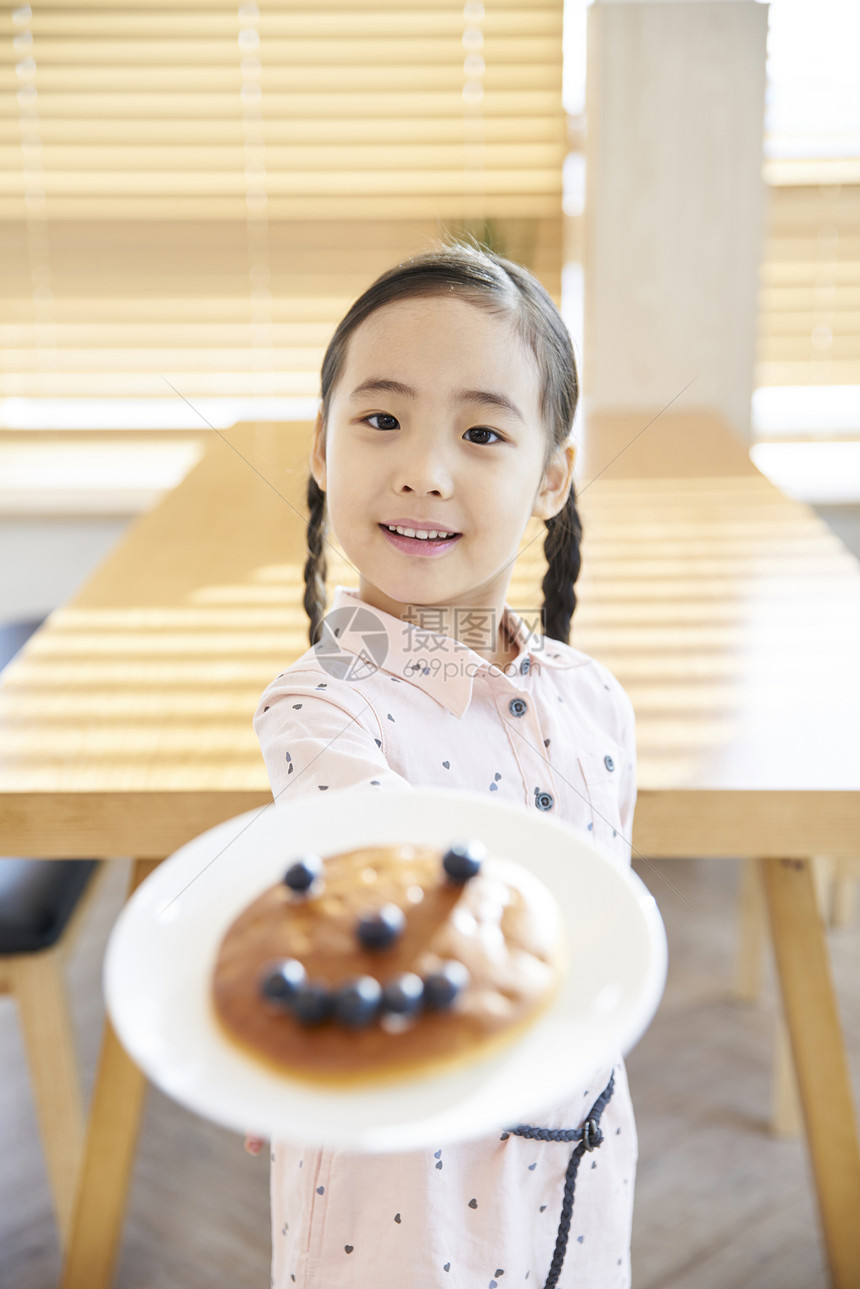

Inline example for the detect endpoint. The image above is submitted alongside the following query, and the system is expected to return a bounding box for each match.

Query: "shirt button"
[520,657,530,675]
[535,790,554,811]
[509,697,528,717]
[604,755,615,772]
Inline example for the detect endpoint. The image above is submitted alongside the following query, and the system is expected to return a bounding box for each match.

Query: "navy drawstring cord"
[505,1071,616,1289]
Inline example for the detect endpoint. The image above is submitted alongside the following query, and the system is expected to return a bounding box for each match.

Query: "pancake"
[211,839,566,1087]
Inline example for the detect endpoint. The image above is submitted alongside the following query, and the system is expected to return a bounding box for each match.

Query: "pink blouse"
[254,586,639,1288]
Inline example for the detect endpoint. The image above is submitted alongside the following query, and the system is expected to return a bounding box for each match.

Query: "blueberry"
[260,958,307,1007]
[424,961,470,1010]
[381,972,424,1017]
[291,981,334,1026]
[333,975,383,1028]
[284,853,322,894]
[442,839,487,883]
[357,903,406,950]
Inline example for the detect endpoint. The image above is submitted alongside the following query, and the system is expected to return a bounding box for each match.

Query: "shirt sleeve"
[615,684,638,864]
[253,670,414,803]
[586,656,638,867]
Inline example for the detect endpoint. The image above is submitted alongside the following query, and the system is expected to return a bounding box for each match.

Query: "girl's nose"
[393,439,454,497]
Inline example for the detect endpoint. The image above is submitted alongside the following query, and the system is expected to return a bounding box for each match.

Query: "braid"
[540,485,583,645]
[303,474,328,647]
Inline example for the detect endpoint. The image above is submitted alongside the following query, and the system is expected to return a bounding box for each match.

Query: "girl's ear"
[532,441,576,521]
[310,408,327,491]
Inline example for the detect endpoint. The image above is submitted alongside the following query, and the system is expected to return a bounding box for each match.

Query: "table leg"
[59,857,162,1289]
[759,856,860,1289]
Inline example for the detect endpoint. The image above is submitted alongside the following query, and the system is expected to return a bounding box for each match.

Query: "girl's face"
[311,294,574,623]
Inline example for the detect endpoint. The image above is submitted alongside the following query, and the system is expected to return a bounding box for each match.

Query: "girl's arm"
[244,672,414,1155]
[253,670,414,804]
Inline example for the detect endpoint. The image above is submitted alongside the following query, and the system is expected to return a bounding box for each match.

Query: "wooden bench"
[0,618,101,1247]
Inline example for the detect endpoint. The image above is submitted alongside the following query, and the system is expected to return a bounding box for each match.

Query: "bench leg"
[771,1011,803,1138]
[830,857,858,929]
[14,948,85,1248]
[770,855,832,1138]
[59,858,161,1289]
[759,856,860,1289]
[734,857,765,1001]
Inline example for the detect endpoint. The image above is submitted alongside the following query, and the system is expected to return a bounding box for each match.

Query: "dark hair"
[303,238,582,648]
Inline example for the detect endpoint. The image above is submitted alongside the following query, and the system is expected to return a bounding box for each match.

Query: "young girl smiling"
[252,241,638,1288]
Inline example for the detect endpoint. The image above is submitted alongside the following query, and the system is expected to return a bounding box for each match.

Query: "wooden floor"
[1,852,857,1289]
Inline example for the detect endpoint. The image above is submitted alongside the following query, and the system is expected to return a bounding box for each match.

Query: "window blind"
[755,0,860,397]
[1,0,566,416]
[757,184,860,391]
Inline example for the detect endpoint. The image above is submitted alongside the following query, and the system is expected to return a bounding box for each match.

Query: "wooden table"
[571,408,860,1289]
[0,413,858,1288]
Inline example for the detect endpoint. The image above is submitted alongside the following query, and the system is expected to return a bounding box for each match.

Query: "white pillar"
[583,1,769,439]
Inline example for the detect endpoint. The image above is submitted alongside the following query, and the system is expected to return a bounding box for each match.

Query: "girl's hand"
[245,1134,265,1155]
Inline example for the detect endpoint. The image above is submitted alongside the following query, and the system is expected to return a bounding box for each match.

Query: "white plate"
[104,787,667,1152]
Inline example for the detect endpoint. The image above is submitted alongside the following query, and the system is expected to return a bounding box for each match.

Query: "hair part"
[303,237,582,648]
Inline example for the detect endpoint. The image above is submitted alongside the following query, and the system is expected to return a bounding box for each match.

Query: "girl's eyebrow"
[348,377,525,424]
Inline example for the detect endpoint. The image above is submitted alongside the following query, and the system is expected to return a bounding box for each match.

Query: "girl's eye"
[464,426,502,445]
[363,415,501,444]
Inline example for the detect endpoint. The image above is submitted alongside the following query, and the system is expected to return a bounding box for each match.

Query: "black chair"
[0,616,101,1246]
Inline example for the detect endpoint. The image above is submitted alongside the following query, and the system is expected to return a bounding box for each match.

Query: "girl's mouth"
[378,524,462,556]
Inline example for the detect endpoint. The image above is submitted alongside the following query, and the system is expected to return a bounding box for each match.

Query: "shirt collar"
[322,585,575,718]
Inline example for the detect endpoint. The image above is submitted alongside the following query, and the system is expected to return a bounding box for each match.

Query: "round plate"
[104,787,667,1151]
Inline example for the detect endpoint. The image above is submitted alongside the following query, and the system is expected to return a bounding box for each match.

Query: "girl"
[250,241,638,1288]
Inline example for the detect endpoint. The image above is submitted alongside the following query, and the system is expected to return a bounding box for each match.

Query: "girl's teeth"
[386,525,455,540]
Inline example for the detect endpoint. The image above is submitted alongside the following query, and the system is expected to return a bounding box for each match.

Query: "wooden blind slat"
[18,11,561,37]
[3,36,562,63]
[9,0,546,9]
[1,196,563,217]
[1,169,564,196]
[2,90,564,116]
[0,116,566,144]
[0,143,567,171]
[4,68,562,93]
